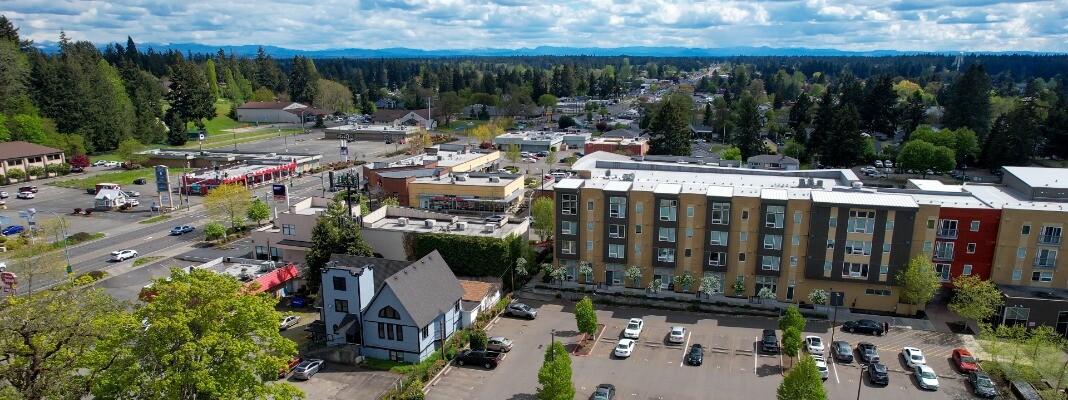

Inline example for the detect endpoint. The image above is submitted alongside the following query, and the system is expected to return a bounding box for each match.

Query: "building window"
[843,262,869,279]
[333,276,347,291]
[739,252,746,262]
[934,242,954,260]
[763,235,782,250]
[761,256,781,271]
[709,231,728,246]
[335,299,349,313]
[255,245,267,258]
[824,261,832,272]
[967,243,976,254]
[635,224,643,234]
[970,221,980,231]
[927,219,936,229]
[923,241,933,252]
[659,199,678,221]
[635,245,642,254]
[609,197,627,218]
[1036,249,1058,268]
[790,256,798,266]
[387,323,395,340]
[282,224,296,235]
[561,241,576,255]
[686,227,693,237]
[608,244,625,259]
[657,248,676,262]
[561,194,578,215]
[827,239,835,249]
[396,325,404,341]
[829,217,837,228]
[636,203,643,214]
[882,243,891,253]
[886,221,894,231]
[937,219,959,238]
[765,206,785,228]
[609,224,627,239]
[848,210,876,234]
[794,212,802,224]
[587,241,594,251]
[1022,225,1031,235]
[1033,271,1054,282]
[792,235,800,245]
[587,201,594,211]
[740,232,748,242]
[845,240,872,256]
[934,263,951,282]
[561,221,577,235]
[687,205,694,217]
[709,252,726,266]
[755,276,777,295]
[787,280,796,300]
[378,322,385,338]
[742,210,749,220]
[963,265,973,275]
[1012,269,1023,280]
[865,289,892,296]
[587,222,594,231]
[269,247,281,261]
[658,227,676,242]
[422,326,429,338]
[685,249,692,258]
[379,306,400,319]
[1041,226,1063,245]
[879,265,888,274]
[1017,248,1026,259]
[710,203,730,224]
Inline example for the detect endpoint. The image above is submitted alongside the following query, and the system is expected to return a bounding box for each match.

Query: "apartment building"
[553,152,1068,317]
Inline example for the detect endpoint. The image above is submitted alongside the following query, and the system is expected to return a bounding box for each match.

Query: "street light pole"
[829,287,839,344]
[856,364,865,400]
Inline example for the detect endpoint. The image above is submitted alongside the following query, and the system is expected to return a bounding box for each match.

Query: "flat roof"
[810,190,919,209]
[997,283,1068,302]
[907,179,965,193]
[1003,166,1068,190]
[412,174,519,187]
[556,178,583,189]
[761,188,789,201]
[366,214,526,239]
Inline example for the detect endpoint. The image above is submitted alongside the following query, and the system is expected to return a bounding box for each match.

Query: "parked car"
[455,349,504,369]
[842,319,884,336]
[103,161,119,167]
[92,160,107,166]
[913,365,939,390]
[874,160,884,168]
[522,157,538,163]
[856,342,880,363]
[70,166,84,173]
[125,190,141,197]
[128,199,139,207]
[805,336,825,355]
[170,226,195,235]
[292,359,324,380]
[16,191,35,199]
[814,356,829,380]
[884,160,894,168]
[832,341,854,363]
[536,151,550,157]
[668,326,686,344]
[952,348,979,372]
[614,338,636,358]
[761,329,779,354]
[968,371,997,398]
[2,225,25,236]
[18,186,38,193]
[901,347,927,368]
[487,336,513,352]
[278,357,303,379]
[485,215,506,223]
[686,343,704,366]
[110,249,138,261]
[279,315,301,330]
[505,303,537,319]
[867,363,890,386]
[591,383,616,400]
[133,178,147,185]
[0,191,8,199]
[623,318,644,339]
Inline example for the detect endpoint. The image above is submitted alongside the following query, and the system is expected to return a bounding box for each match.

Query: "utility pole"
[49,212,72,276]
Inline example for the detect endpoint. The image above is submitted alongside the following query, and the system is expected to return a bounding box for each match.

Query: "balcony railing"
[936,229,959,239]
[1039,235,1063,246]
[1035,257,1058,269]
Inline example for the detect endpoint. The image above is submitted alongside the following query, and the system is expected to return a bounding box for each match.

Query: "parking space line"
[680,331,691,367]
[753,336,758,375]
[831,355,840,384]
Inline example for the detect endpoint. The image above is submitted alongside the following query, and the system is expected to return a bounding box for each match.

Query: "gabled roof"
[237,101,302,110]
[747,154,800,164]
[0,141,63,160]
[327,254,411,293]
[459,280,499,302]
[381,251,463,328]
[372,108,432,122]
[601,129,642,139]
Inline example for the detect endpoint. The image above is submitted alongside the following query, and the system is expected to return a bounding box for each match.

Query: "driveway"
[288,362,400,400]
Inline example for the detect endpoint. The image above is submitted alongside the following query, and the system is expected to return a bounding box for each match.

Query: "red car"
[953,348,979,372]
[279,356,303,379]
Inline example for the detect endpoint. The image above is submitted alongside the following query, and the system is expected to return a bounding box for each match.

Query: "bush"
[25,166,45,177]
[69,232,94,242]
[204,222,226,240]
[6,169,25,180]
[469,329,488,350]
[87,270,106,280]
[398,379,425,400]
[412,234,511,277]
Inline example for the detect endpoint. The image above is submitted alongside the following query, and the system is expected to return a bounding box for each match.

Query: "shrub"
[68,154,91,168]
[87,270,106,280]
[6,169,26,180]
[469,329,488,350]
[204,222,226,240]
[69,232,94,242]
[412,234,511,277]
[25,166,45,177]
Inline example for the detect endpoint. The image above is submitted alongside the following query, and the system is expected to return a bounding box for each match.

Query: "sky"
[2,0,1067,52]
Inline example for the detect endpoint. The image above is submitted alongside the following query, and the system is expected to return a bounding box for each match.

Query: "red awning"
[246,264,299,294]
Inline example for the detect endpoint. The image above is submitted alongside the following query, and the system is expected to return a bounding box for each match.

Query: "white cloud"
[0,0,1065,52]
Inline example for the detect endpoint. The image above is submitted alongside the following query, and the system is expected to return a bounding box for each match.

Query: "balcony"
[1039,235,1063,246]
[1035,257,1058,269]
[936,229,958,239]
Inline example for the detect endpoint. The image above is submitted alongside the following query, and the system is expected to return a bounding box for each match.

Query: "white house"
[94,189,130,210]
[458,280,501,328]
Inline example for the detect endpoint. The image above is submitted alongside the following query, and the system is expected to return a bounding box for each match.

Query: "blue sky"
[2,0,1066,52]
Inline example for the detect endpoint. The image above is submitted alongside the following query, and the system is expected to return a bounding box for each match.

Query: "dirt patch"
[946,321,974,335]
[573,323,606,356]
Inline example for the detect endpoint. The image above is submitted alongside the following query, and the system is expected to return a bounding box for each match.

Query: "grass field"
[187,101,249,133]
[53,168,192,189]
[185,128,303,150]
[442,119,490,131]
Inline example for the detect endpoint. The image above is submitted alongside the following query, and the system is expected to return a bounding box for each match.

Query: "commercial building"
[323,124,420,142]
[370,109,437,129]
[408,173,526,213]
[0,141,65,179]
[584,137,649,156]
[250,196,361,267]
[552,152,1068,321]
[197,257,303,297]
[235,101,333,124]
[180,162,297,195]
[359,206,530,260]
[140,149,322,173]
[363,146,501,201]
[491,131,565,152]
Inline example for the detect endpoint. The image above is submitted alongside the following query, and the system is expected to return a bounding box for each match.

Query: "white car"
[623,318,644,339]
[92,160,107,166]
[128,199,139,207]
[522,157,538,163]
[668,326,686,344]
[913,364,939,390]
[901,347,927,368]
[805,336,825,355]
[814,355,829,380]
[614,338,636,358]
[279,315,301,330]
[104,161,119,167]
[111,249,138,261]
[16,191,34,199]
[0,191,8,198]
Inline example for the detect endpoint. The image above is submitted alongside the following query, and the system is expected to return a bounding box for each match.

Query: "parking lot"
[427,300,982,400]
[286,362,400,400]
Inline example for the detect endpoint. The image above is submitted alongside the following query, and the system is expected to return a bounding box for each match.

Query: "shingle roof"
[327,254,411,293]
[747,154,800,164]
[601,129,642,139]
[237,101,300,109]
[459,280,499,302]
[0,141,63,160]
[382,251,463,328]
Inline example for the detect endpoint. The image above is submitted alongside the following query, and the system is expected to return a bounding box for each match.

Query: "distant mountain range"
[32,41,1059,58]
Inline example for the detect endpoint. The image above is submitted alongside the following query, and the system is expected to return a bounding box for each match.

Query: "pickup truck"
[455,349,504,369]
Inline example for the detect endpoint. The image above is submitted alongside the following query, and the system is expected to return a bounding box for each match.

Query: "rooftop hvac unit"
[397,217,409,226]
[852,182,864,189]
[455,221,467,230]
[424,219,436,228]
[483,223,497,233]
[622,173,635,181]
[259,261,277,272]
[455,174,468,181]
[489,177,501,183]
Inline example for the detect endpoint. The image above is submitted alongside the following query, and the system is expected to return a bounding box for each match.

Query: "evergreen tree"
[862,74,897,135]
[123,36,139,66]
[204,58,220,102]
[900,90,926,139]
[648,94,693,156]
[945,64,994,139]
[702,102,713,126]
[982,101,1042,169]
[289,56,321,105]
[0,38,30,114]
[821,104,867,167]
[165,57,215,146]
[731,92,766,159]
[808,90,836,165]
[253,46,286,94]
[787,93,813,143]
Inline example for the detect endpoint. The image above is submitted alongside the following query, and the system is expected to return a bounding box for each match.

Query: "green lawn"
[187,101,249,133]
[183,128,303,150]
[442,119,489,131]
[139,214,172,224]
[54,168,192,189]
[133,256,164,267]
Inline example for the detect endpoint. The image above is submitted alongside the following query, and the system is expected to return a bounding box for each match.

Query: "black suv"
[843,319,884,336]
[686,344,704,366]
[760,329,779,354]
[867,363,890,386]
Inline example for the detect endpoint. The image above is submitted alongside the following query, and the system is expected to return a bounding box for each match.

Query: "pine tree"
[821,104,867,167]
[165,57,215,146]
[787,93,813,143]
[900,90,926,139]
[862,74,897,135]
[648,94,693,156]
[808,90,836,165]
[945,64,994,140]
[289,56,320,105]
[731,92,766,159]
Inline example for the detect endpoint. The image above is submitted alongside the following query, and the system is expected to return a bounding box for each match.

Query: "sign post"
[272,184,289,208]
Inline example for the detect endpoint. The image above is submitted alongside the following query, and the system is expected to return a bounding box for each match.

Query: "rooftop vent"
[424,219,436,228]
[489,176,501,183]
[397,217,409,226]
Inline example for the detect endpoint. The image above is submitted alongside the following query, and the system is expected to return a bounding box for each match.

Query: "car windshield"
[976,377,993,387]
[960,356,975,363]
[616,343,629,350]
[911,354,923,360]
[593,392,609,400]
[627,322,640,330]
[921,371,937,379]
[810,338,821,346]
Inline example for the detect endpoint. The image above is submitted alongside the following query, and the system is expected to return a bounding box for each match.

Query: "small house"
[94,189,129,210]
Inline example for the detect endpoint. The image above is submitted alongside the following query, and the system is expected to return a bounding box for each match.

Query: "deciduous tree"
[115,138,147,165]
[536,341,574,400]
[247,198,271,226]
[203,183,252,229]
[897,140,955,177]
[949,274,1004,326]
[896,255,942,315]
[469,329,488,350]
[531,197,555,241]
[574,296,597,337]
[776,354,827,400]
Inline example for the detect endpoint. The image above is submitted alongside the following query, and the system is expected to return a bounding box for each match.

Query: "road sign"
[272,184,288,201]
[155,166,171,192]
[1,271,17,294]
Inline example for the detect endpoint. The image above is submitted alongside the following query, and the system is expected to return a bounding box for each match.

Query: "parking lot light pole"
[829,287,839,344]
[50,212,72,276]
[856,364,865,400]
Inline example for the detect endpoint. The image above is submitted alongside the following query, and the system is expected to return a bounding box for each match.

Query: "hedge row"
[411,234,510,277]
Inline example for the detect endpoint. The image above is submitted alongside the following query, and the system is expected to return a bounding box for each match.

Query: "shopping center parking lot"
[427,300,985,400]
